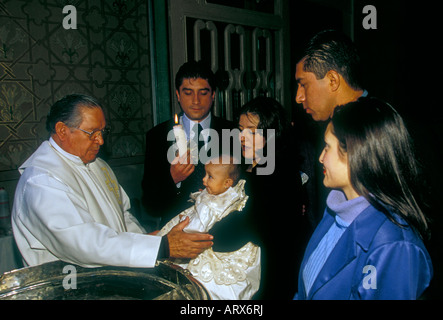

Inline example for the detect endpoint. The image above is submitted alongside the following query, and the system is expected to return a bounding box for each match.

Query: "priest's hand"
[170,150,195,184]
[167,216,213,259]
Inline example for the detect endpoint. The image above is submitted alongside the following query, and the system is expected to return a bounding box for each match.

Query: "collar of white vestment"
[49,137,86,166]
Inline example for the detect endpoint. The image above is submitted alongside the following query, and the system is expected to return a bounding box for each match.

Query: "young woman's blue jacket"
[294,204,433,300]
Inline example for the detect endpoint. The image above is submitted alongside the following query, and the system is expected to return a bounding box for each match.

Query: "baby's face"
[202,163,232,195]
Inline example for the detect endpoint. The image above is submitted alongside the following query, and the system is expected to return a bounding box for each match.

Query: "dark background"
[289,0,442,299]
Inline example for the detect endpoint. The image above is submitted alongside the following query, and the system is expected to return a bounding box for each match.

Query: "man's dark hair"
[46,94,102,134]
[175,60,217,92]
[299,30,363,90]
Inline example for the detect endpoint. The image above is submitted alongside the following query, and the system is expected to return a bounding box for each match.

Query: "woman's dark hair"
[331,97,429,238]
[46,94,102,134]
[238,96,290,148]
[175,60,217,92]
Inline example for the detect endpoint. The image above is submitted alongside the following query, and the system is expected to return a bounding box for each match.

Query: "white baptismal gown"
[157,179,261,300]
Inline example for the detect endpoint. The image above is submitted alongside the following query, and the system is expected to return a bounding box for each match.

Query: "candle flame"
[174,114,178,124]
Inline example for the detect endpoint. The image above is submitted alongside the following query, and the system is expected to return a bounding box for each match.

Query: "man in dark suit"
[294,30,368,228]
[142,61,234,227]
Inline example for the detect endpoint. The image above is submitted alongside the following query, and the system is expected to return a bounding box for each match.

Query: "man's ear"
[175,89,180,102]
[54,121,69,141]
[326,70,340,92]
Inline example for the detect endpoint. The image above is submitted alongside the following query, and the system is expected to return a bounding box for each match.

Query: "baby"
[157,154,261,300]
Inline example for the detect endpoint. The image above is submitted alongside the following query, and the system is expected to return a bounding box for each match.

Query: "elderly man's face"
[65,106,106,164]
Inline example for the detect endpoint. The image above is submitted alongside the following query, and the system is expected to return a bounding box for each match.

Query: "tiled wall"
[0,0,154,203]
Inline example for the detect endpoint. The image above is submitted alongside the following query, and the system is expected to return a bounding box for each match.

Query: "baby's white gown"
[157,179,261,300]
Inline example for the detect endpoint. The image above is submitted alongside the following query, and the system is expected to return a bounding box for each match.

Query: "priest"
[11,94,213,268]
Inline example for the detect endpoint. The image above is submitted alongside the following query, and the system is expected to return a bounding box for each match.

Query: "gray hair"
[46,94,102,134]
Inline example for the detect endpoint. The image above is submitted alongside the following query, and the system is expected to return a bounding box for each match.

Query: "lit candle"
[173,114,187,157]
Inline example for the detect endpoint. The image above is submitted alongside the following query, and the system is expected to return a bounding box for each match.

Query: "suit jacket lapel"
[297,210,334,299]
[300,210,334,269]
[306,205,386,299]
[307,224,357,299]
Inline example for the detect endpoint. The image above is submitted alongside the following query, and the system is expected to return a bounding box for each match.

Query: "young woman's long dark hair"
[331,97,429,238]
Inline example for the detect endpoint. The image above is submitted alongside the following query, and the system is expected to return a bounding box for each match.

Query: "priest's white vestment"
[12,138,162,268]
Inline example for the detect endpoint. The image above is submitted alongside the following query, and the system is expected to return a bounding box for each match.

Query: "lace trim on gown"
[187,242,259,285]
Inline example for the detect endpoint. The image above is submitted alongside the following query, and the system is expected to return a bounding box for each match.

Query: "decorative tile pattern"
[0,0,153,172]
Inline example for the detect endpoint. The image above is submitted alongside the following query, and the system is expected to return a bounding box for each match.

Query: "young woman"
[294,97,433,299]
[236,97,309,299]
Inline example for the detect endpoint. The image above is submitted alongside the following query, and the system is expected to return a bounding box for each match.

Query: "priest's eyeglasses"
[75,127,110,141]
